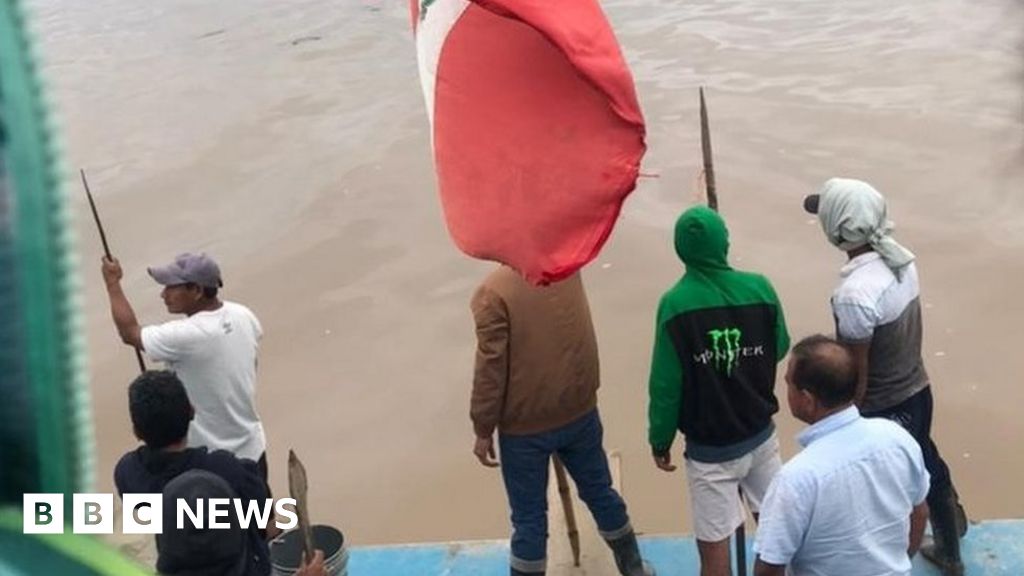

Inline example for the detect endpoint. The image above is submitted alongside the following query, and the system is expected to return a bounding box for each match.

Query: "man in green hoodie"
[648,206,790,576]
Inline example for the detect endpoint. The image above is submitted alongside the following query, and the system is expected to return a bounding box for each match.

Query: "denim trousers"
[863,385,953,498]
[498,409,630,573]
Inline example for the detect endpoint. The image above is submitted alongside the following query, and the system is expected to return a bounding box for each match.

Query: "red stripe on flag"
[433,3,645,284]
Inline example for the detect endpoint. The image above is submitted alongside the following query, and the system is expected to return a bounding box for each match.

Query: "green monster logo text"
[707,328,742,376]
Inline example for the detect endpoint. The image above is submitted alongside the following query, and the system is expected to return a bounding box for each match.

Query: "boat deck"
[349,519,1024,575]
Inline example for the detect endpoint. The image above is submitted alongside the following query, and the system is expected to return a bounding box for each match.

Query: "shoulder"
[761,458,818,513]
[658,276,695,310]
[775,452,819,489]
[203,448,246,469]
[471,281,507,314]
[142,317,207,346]
[223,301,262,332]
[833,259,898,307]
[200,450,253,483]
[115,448,142,472]
[144,317,203,336]
[203,450,265,495]
[223,301,257,318]
[114,449,144,492]
[735,270,782,301]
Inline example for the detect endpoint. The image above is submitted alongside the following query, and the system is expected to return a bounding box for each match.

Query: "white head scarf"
[815,178,915,273]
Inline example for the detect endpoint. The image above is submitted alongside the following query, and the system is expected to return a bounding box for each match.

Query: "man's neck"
[186,298,223,317]
[805,402,854,425]
[846,245,874,261]
[158,440,188,453]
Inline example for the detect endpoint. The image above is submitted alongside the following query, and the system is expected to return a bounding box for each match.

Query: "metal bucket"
[269,525,347,576]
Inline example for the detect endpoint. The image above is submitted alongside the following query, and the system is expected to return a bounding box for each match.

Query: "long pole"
[552,456,581,566]
[698,89,745,576]
[699,87,718,211]
[81,169,147,373]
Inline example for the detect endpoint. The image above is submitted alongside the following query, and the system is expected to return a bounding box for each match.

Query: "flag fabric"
[411,0,646,284]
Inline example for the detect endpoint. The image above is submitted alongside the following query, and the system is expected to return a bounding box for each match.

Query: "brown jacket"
[470,267,599,437]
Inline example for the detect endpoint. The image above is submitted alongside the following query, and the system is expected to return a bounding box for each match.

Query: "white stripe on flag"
[416,0,470,131]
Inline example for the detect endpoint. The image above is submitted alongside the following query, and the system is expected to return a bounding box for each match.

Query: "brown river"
[26,0,1024,548]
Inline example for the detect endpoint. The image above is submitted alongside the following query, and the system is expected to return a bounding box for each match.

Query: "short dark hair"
[128,370,191,449]
[790,334,857,408]
[184,282,218,300]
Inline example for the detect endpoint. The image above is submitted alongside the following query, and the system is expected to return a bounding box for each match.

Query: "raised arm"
[101,257,143,349]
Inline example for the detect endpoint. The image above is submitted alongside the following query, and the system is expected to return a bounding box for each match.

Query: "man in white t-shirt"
[101,252,268,478]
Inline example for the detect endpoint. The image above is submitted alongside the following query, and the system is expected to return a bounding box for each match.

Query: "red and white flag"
[411,0,646,284]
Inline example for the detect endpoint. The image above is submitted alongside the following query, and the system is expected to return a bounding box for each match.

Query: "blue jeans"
[498,409,630,573]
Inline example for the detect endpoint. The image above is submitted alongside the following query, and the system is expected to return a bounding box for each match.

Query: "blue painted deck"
[348,519,1024,575]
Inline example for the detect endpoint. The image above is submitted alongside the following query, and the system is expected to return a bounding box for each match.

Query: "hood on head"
[673,205,730,270]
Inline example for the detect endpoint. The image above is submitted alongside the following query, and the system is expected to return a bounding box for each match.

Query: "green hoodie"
[648,206,789,463]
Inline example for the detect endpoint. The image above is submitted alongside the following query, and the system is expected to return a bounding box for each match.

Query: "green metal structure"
[0,1,146,573]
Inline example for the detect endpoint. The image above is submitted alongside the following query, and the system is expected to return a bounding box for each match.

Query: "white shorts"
[684,432,781,542]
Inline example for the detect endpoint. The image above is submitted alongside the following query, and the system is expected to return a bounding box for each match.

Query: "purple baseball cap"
[148,252,223,288]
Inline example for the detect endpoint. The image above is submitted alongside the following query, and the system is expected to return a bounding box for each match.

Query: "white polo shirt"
[832,253,929,412]
[141,301,266,461]
[754,406,929,576]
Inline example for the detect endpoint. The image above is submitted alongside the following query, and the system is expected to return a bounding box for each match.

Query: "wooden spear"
[81,169,146,373]
[698,88,746,576]
[699,87,719,212]
[288,449,316,563]
[552,456,581,566]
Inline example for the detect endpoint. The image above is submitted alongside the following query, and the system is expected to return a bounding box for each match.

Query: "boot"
[510,569,543,576]
[920,485,965,576]
[605,530,656,576]
[951,484,968,538]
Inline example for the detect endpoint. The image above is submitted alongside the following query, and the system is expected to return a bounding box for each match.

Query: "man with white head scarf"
[804,178,967,576]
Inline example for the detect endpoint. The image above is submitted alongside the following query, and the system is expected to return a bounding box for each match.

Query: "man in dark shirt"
[804,179,967,575]
[115,370,271,576]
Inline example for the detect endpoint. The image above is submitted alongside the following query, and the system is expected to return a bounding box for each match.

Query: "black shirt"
[115,446,271,576]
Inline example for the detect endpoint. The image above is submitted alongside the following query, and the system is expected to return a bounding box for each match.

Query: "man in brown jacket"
[470,266,654,576]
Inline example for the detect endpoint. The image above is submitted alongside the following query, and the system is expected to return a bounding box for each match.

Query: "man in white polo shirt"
[101,252,268,478]
[754,334,929,576]
[803,178,966,575]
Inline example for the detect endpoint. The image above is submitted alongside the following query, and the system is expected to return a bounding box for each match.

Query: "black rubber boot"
[605,530,656,576]
[510,568,544,576]
[921,485,965,576]
[952,484,968,538]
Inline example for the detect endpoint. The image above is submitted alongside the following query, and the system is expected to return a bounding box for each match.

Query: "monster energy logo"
[708,328,742,375]
[692,328,766,375]
[420,0,437,20]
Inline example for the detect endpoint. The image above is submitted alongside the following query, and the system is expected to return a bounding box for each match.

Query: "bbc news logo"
[23,494,299,534]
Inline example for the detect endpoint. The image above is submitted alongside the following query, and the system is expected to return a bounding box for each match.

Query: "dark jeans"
[498,409,630,573]
[863,386,953,499]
